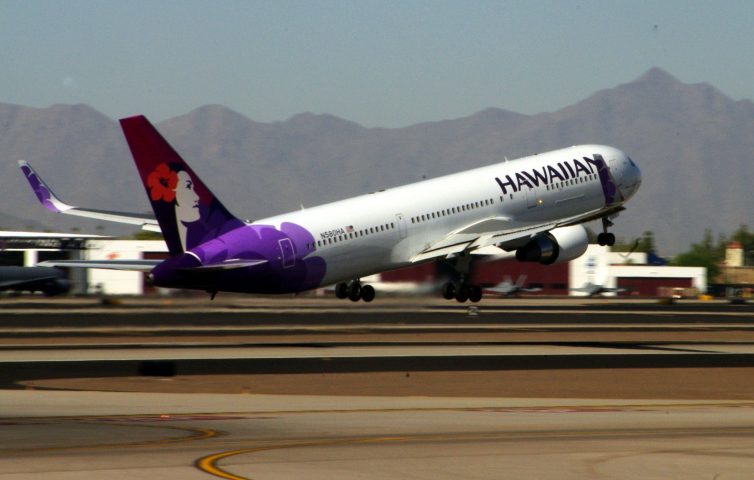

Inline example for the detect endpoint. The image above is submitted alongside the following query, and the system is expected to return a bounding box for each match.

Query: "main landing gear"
[334,280,375,302]
[440,252,483,303]
[441,281,482,303]
[597,217,616,247]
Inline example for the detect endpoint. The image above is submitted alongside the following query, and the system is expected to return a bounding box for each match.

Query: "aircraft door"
[395,213,408,239]
[278,238,295,268]
[525,185,543,209]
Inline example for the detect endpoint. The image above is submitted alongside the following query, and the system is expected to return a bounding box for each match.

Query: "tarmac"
[1,296,753,479]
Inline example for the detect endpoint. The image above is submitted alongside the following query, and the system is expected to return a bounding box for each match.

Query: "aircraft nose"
[624,157,642,198]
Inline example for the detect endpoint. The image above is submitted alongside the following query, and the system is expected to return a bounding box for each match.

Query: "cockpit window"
[627,156,636,167]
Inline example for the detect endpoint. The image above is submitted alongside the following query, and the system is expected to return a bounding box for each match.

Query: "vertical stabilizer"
[119,115,244,256]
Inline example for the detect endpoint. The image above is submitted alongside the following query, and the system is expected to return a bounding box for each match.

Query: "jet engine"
[42,277,71,296]
[515,225,589,265]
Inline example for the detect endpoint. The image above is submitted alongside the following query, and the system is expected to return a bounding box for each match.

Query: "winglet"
[18,160,73,213]
[18,160,161,232]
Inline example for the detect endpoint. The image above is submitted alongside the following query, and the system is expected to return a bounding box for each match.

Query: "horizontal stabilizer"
[179,259,268,271]
[38,259,162,271]
[0,231,106,239]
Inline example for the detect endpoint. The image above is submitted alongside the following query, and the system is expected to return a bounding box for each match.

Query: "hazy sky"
[2,1,753,127]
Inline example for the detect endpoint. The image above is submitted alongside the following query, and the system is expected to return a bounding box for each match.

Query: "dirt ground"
[23,367,754,400]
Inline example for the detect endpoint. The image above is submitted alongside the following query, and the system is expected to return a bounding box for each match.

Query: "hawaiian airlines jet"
[20,115,641,302]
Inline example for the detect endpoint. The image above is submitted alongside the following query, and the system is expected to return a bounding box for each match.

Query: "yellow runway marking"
[195,425,754,479]
[195,437,400,480]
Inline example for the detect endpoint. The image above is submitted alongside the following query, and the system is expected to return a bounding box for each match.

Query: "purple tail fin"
[120,115,244,256]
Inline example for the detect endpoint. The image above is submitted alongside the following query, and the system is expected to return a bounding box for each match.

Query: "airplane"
[484,275,542,297]
[0,266,71,296]
[0,231,107,296]
[20,115,641,303]
[571,282,628,297]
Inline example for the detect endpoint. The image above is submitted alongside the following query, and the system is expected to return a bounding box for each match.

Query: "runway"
[2,391,754,479]
[1,297,754,478]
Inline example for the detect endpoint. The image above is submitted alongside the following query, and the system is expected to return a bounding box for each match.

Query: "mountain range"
[1,67,753,255]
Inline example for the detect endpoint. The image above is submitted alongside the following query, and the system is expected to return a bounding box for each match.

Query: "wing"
[19,160,160,232]
[410,205,624,263]
[38,258,268,272]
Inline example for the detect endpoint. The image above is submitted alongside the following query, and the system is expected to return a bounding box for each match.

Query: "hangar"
[384,245,706,297]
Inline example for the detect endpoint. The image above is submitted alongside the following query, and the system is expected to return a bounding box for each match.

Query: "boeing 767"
[20,115,641,302]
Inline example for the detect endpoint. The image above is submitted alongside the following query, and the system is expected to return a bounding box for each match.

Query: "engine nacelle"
[515,225,589,265]
[42,277,71,296]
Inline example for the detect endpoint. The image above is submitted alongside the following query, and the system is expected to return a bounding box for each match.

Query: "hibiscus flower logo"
[147,163,178,202]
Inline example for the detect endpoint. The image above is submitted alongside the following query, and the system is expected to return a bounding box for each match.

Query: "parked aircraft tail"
[119,116,245,256]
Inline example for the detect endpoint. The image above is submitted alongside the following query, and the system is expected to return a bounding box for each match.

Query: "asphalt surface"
[2,392,754,479]
[1,296,754,479]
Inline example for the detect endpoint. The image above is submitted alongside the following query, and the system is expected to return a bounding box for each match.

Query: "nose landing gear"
[597,217,616,246]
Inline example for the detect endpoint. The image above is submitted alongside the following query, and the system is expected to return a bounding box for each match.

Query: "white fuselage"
[258,144,640,287]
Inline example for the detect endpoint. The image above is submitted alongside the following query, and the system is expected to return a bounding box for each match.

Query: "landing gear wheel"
[598,232,616,246]
[360,285,375,302]
[468,285,482,303]
[348,283,361,302]
[456,285,470,303]
[599,217,616,246]
[334,282,348,299]
[441,282,457,300]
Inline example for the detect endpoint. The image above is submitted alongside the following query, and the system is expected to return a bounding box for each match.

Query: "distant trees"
[611,231,656,253]
[130,230,164,241]
[670,225,753,283]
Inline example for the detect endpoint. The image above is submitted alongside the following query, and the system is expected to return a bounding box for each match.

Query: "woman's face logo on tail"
[148,163,201,224]
[175,170,200,223]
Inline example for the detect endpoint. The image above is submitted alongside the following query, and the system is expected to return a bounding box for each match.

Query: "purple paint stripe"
[588,155,621,206]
